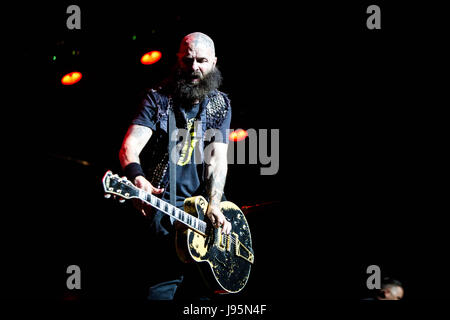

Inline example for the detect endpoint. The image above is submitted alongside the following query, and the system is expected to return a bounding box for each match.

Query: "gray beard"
[172,67,223,105]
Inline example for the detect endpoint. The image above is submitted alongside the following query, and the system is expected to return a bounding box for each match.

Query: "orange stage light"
[141,51,162,65]
[61,71,82,85]
[229,129,248,142]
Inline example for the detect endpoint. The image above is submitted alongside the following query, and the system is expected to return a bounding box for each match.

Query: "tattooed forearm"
[205,162,227,207]
[119,124,153,168]
[204,142,228,208]
[119,146,140,167]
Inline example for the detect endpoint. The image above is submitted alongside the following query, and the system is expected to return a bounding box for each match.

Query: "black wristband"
[124,162,145,182]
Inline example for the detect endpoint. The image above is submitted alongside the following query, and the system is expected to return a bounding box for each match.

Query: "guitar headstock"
[102,170,138,200]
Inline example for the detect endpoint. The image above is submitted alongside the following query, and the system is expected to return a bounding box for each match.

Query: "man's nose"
[191,60,200,71]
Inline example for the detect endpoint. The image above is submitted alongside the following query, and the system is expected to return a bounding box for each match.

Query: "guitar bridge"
[233,232,254,264]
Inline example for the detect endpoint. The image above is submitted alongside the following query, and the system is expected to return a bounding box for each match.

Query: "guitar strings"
[113,179,248,249]
[219,233,240,247]
[139,190,245,247]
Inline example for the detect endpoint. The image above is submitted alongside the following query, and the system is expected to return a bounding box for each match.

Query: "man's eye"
[182,57,208,64]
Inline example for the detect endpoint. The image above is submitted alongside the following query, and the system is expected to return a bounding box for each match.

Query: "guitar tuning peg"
[104,194,111,199]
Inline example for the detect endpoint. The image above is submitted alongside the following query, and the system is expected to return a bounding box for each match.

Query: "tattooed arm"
[119,124,153,168]
[204,142,231,234]
[119,124,164,215]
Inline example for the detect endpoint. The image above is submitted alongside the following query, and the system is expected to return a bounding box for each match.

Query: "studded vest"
[140,89,231,190]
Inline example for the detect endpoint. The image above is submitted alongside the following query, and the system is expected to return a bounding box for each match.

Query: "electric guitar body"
[176,196,254,293]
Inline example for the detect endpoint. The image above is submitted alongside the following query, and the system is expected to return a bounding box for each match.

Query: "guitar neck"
[136,186,207,235]
[102,171,207,235]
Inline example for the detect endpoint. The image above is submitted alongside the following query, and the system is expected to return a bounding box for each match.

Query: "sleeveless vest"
[141,89,231,190]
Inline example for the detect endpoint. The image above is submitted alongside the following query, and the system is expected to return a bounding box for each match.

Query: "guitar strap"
[168,104,178,211]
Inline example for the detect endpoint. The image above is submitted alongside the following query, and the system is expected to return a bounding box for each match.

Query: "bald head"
[178,32,216,57]
[377,284,404,300]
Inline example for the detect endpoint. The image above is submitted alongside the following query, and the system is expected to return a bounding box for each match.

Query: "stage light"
[61,71,82,85]
[229,129,248,142]
[141,51,162,65]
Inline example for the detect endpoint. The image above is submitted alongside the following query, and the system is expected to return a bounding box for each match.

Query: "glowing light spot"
[140,51,162,65]
[229,129,248,142]
[61,71,82,85]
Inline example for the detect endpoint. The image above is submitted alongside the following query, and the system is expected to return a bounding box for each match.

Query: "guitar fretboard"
[137,187,207,235]
[102,171,208,235]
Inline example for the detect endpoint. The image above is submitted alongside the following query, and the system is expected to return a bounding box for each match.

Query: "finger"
[141,202,152,217]
[152,187,165,195]
[222,221,231,234]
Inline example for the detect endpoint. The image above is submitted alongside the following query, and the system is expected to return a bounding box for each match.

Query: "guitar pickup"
[216,229,231,252]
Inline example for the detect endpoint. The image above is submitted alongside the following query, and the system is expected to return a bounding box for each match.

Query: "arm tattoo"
[206,164,227,208]
[119,125,152,168]
[130,125,148,138]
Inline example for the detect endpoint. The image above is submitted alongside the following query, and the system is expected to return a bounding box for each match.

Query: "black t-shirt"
[132,92,231,208]
[165,103,202,207]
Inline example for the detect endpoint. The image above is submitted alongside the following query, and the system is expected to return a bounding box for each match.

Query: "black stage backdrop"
[3,0,449,311]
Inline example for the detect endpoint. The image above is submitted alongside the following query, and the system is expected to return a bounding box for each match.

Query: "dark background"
[4,0,448,305]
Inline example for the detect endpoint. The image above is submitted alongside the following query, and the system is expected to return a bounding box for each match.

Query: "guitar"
[102,170,254,294]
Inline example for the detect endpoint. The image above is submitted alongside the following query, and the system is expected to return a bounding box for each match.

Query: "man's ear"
[213,56,217,68]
